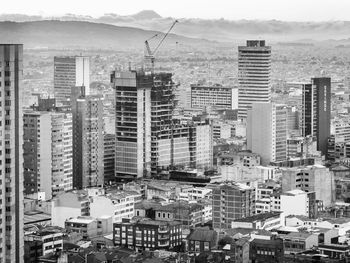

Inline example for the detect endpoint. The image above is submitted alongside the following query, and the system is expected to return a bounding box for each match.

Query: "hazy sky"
[3,0,350,21]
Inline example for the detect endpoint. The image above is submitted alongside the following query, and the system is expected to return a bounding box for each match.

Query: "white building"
[51,191,90,228]
[280,189,309,217]
[190,84,238,110]
[247,103,287,165]
[23,110,73,200]
[90,191,141,223]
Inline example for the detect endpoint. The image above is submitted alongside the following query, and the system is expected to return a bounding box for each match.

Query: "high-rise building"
[247,103,287,165]
[238,40,271,119]
[23,111,53,200]
[111,70,152,180]
[301,78,331,156]
[212,183,255,230]
[23,102,73,199]
[71,86,104,189]
[0,44,24,262]
[104,134,115,183]
[111,69,214,180]
[54,56,90,105]
[190,84,238,110]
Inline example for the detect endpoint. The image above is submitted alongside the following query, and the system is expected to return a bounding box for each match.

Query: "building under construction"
[111,69,213,181]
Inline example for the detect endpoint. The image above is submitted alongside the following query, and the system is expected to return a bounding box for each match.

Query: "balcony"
[158,240,170,247]
[158,227,169,234]
[158,234,169,240]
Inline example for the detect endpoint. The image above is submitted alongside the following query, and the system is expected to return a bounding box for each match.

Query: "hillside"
[0,20,212,49]
[1,12,350,43]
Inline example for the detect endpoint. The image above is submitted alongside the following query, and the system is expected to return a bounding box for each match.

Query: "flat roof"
[233,212,281,223]
[24,211,51,225]
[65,216,95,224]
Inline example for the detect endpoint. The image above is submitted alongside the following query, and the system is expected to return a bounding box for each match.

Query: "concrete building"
[213,121,233,139]
[187,228,218,253]
[111,69,213,179]
[51,191,90,228]
[104,134,115,184]
[111,70,152,179]
[23,111,52,200]
[249,238,284,263]
[212,183,255,230]
[71,86,104,189]
[247,103,287,165]
[280,189,311,217]
[113,218,182,250]
[0,44,24,262]
[51,111,73,195]
[302,78,331,156]
[54,56,90,105]
[332,118,350,143]
[217,151,261,168]
[65,215,112,239]
[281,165,334,207]
[89,191,141,223]
[24,226,64,263]
[190,84,238,110]
[23,110,73,200]
[280,232,319,255]
[232,212,284,231]
[238,40,271,119]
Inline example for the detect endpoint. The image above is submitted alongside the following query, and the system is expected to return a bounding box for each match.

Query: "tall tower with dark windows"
[302,77,331,156]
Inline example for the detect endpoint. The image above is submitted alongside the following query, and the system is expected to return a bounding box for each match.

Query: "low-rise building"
[24,226,64,263]
[90,191,141,223]
[64,215,112,239]
[187,228,218,252]
[280,232,319,255]
[249,238,284,263]
[51,190,90,228]
[113,218,182,251]
[231,212,284,231]
[280,189,316,217]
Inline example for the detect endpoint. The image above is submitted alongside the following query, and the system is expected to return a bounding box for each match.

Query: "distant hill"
[130,10,162,20]
[0,20,212,49]
[1,11,350,43]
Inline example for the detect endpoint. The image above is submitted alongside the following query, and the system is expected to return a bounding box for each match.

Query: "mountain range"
[0,10,350,49]
[0,20,212,50]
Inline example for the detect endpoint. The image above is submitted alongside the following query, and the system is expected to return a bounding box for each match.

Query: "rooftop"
[233,212,281,223]
[66,216,96,224]
[24,210,51,225]
[187,228,217,242]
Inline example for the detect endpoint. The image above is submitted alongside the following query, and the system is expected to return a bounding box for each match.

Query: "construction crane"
[144,20,179,72]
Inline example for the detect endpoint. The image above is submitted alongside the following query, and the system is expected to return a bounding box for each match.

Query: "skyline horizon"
[2,0,350,22]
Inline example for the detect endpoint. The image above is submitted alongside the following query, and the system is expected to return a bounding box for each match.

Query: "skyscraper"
[0,44,24,262]
[238,40,271,119]
[247,102,287,165]
[54,56,90,105]
[111,69,214,180]
[23,107,73,199]
[23,111,53,200]
[301,77,331,156]
[71,86,104,189]
[112,70,152,180]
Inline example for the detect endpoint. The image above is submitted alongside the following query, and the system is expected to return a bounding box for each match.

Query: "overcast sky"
[3,0,350,21]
